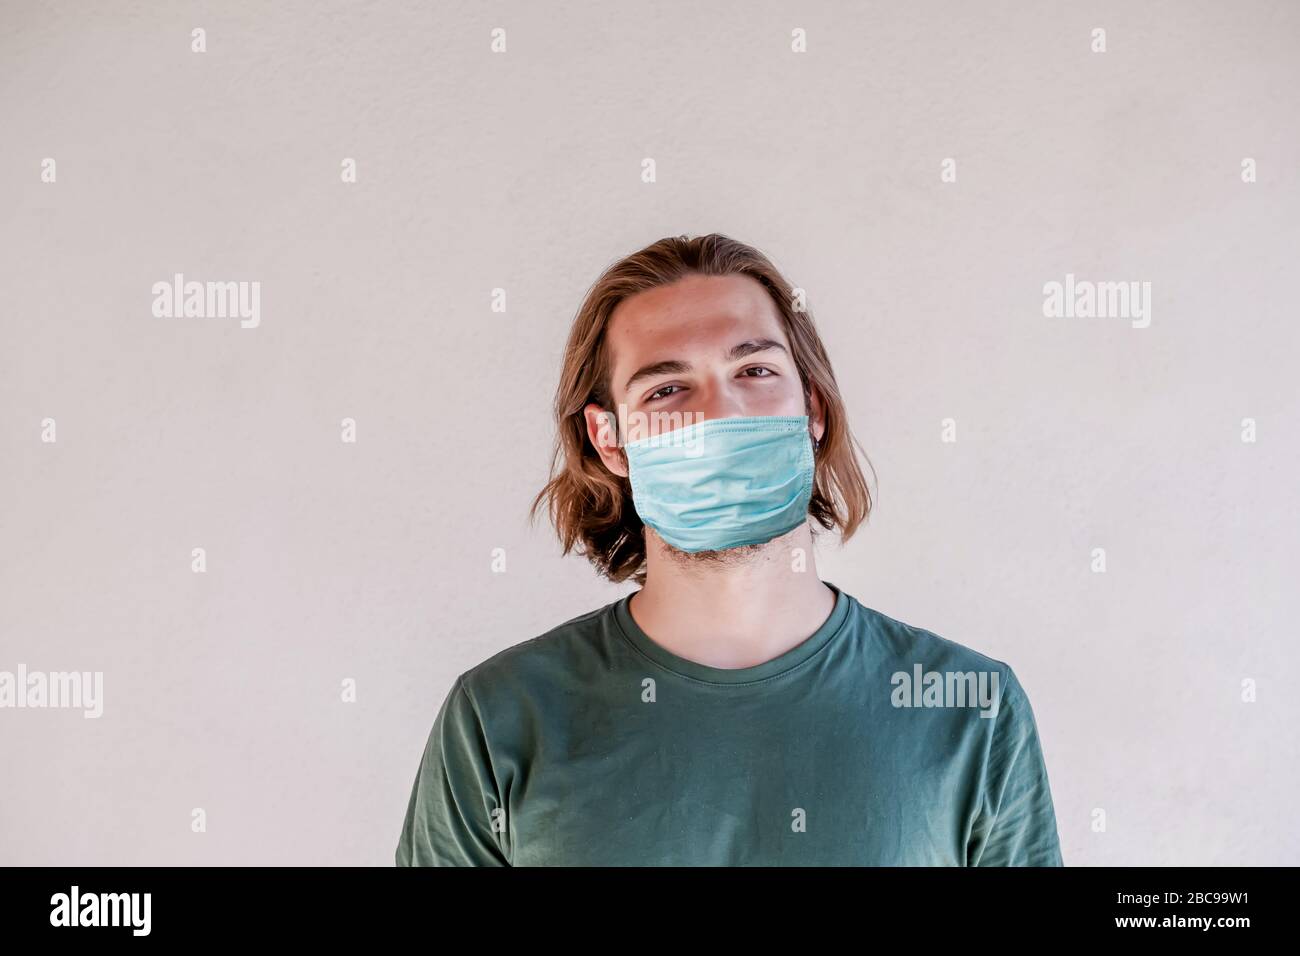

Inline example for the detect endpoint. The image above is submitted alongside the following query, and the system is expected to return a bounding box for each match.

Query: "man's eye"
[742,366,775,377]
[648,384,682,401]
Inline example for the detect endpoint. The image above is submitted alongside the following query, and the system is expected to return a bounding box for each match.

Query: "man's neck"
[628,524,838,670]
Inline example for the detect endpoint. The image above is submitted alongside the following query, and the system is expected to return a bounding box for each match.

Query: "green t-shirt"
[396,581,1064,866]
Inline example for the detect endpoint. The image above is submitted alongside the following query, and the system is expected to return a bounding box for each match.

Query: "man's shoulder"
[848,596,1019,687]
[844,595,1041,728]
[454,595,624,701]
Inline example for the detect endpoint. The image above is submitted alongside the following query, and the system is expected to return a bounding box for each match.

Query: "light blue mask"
[623,415,815,553]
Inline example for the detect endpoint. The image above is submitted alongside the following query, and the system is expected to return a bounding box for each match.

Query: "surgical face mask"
[622,415,816,553]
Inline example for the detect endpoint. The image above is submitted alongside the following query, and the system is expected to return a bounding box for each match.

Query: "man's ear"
[808,388,827,447]
[583,403,628,478]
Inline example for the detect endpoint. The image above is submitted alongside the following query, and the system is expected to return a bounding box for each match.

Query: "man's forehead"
[606,275,786,363]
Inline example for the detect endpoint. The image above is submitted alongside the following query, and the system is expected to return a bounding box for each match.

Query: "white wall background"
[1,0,1297,865]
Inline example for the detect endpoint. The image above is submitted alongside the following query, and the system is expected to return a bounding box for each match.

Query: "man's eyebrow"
[622,339,789,394]
[625,359,692,393]
[727,338,788,360]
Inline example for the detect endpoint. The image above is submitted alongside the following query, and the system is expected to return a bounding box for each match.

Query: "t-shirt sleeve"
[967,667,1064,866]
[395,676,511,866]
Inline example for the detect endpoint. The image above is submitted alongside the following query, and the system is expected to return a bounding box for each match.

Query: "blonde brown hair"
[531,233,875,585]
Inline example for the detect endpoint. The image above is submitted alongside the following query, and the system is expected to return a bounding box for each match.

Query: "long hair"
[530,233,875,585]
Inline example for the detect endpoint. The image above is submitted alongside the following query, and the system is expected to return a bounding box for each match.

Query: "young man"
[396,234,1064,866]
